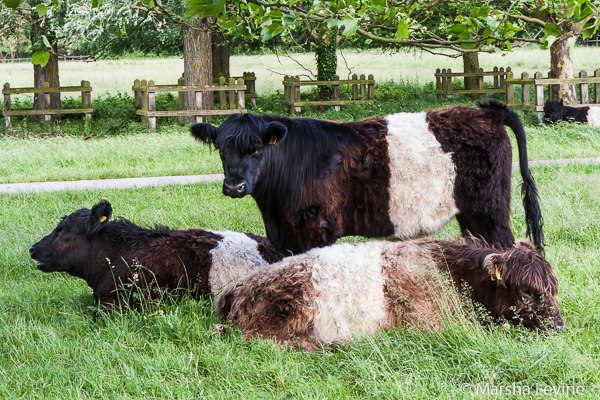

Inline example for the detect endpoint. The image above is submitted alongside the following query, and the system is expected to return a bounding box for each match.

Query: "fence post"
[3,83,11,128]
[293,76,301,116]
[595,69,600,104]
[579,70,589,104]
[505,70,514,105]
[82,80,92,119]
[140,80,148,125]
[43,82,51,123]
[534,71,544,121]
[436,68,441,100]
[499,67,506,89]
[244,72,256,106]
[237,78,245,110]
[368,74,375,100]
[352,74,358,100]
[446,69,452,98]
[178,75,185,111]
[521,72,530,111]
[133,79,141,106]
[333,75,340,111]
[147,80,156,131]
[219,76,226,107]
[478,68,484,91]
[493,67,499,89]
[283,75,289,104]
[441,68,447,98]
[195,79,203,123]
[360,74,367,99]
[229,77,236,110]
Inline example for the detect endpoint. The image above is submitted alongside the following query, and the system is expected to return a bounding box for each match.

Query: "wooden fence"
[215,72,256,106]
[435,67,511,99]
[2,81,92,128]
[132,78,247,131]
[505,69,600,116]
[283,74,375,115]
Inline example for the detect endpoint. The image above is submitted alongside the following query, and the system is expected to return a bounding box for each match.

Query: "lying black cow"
[192,99,544,255]
[30,200,285,315]
[216,238,564,351]
[543,99,600,126]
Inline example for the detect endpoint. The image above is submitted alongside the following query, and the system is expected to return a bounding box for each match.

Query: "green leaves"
[183,0,225,20]
[342,16,357,37]
[32,51,50,67]
[2,0,20,10]
[91,0,103,8]
[395,19,408,40]
[35,4,48,17]
[543,23,562,38]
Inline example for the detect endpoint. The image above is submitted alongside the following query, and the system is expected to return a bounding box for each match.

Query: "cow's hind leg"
[455,210,514,249]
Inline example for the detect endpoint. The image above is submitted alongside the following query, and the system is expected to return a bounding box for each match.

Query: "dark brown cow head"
[30,201,112,277]
[483,240,564,332]
[191,114,287,198]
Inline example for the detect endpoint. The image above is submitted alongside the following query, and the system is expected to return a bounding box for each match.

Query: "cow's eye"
[247,144,260,155]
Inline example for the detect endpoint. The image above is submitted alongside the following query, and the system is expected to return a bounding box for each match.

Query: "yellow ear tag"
[99,216,107,223]
[491,263,502,281]
[268,137,277,145]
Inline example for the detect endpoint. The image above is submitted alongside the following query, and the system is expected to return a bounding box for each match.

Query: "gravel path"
[1,157,599,194]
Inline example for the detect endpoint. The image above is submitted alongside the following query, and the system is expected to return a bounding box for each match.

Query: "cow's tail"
[477,99,545,251]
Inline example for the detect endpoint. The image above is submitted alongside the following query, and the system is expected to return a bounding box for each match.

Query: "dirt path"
[1,157,599,194]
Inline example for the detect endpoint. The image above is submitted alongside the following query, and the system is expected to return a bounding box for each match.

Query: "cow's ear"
[191,123,218,147]
[483,253,506,287]
[88,200,112,235]
[261,121,287,146]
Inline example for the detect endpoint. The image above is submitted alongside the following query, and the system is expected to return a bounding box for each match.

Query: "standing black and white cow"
[192,99,544,255]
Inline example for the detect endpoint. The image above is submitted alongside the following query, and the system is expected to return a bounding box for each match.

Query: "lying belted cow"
[30,200,285,316]
[215,238,565,351]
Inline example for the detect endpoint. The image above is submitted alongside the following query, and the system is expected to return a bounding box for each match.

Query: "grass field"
[1,120,599,184]
[1,163,600,398]
[2,46,600,96]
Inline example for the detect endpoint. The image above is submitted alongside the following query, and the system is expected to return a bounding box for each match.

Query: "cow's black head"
[191,114,287,198]
[543,99,564,123]
[483,240,564,332]
[30,201,112,276]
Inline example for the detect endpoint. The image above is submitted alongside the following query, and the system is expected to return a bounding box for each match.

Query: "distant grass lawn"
[1,120,599,184]
[0,126,222,184]
[1,164,599,398]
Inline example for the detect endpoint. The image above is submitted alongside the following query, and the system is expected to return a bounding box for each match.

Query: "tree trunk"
[32,52,60,122]
[462,52,480,99]
[550,26,580,103]
[312,27,338,113]
[212,32,230,79]
[182,17,213,120]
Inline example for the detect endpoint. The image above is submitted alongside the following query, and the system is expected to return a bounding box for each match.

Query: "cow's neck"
[432,242,498,316]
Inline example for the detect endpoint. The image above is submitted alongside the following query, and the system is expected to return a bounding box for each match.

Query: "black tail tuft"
[477,99,545,252]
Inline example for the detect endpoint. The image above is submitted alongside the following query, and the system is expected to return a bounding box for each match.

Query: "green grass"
[1,164,599,398]
[0,127,222,184]
[1,118,600,184]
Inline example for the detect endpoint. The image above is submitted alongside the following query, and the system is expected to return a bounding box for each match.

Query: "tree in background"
[186,0,600,104]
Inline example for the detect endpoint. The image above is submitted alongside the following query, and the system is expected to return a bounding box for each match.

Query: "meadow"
[1,47,600,398]
[1,164,600,398]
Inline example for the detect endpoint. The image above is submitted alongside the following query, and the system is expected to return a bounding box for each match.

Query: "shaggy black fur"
[30,200,285,314]
[543,99,589,124]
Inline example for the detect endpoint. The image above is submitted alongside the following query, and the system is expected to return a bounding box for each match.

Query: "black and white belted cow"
[192,99,544,255]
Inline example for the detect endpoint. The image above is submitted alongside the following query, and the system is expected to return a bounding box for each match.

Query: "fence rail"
[132,78,247,131]
[283,74,375,115]
[435,67,511,99]
[2,81,92,127]
[505,69,600,114]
